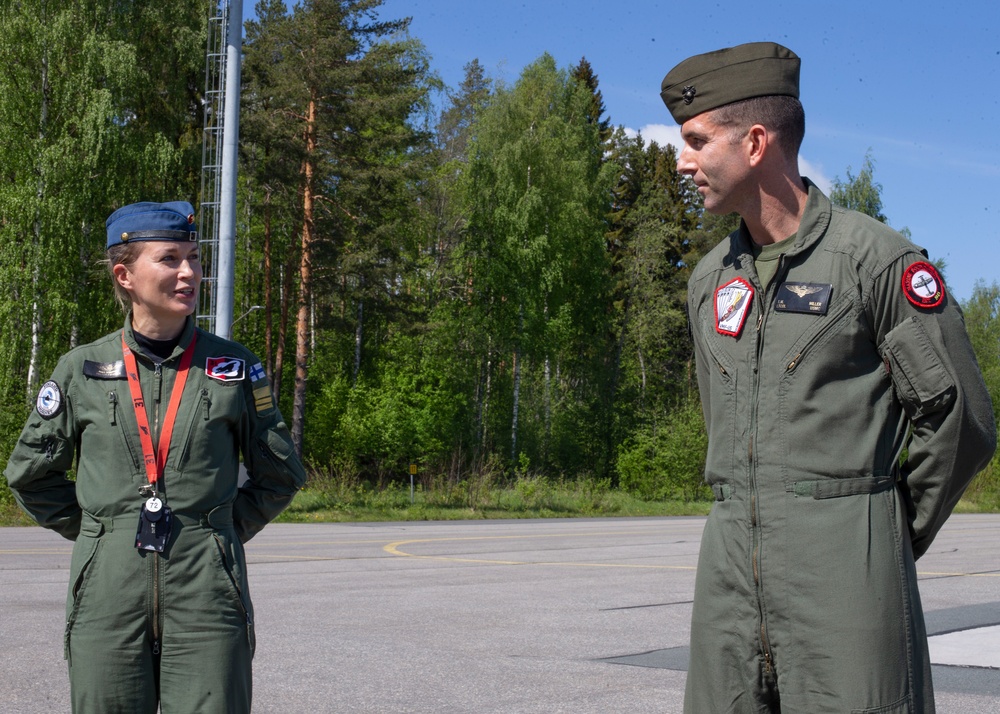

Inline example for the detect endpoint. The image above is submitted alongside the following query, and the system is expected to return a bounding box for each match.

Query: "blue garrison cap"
[105,201,198,249]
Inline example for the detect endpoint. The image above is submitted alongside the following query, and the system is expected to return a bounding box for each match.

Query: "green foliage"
[960,281,1000,507]
[616,395,712,501]
[829,150,889,224]
[455,53,616,471]
[963,282,1000,423]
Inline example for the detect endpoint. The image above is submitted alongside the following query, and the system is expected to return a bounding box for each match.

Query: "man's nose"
[677,144,695,175]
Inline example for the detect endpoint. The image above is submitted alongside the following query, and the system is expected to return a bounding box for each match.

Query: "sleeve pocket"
[879,316,955,418]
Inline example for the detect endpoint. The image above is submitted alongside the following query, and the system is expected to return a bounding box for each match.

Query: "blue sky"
[252,0,1000,301]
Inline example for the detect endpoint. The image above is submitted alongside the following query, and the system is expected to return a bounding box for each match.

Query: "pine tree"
[237,0,434,455]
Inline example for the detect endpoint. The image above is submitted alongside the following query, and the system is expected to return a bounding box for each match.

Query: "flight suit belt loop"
[79,511,135,537]
[173,504,234,530]
[711,483,733,501]
[790,474,896,499]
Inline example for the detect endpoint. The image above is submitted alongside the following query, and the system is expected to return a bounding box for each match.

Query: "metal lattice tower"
[197,1,229,335]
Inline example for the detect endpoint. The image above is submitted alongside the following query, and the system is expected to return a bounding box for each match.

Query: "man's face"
[677,112,751,215]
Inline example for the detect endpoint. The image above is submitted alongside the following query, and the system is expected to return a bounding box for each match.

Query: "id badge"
[135,497,172,552]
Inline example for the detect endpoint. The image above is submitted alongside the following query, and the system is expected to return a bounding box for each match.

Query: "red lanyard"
[121,332,197,491]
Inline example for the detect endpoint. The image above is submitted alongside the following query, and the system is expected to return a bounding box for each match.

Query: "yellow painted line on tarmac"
[918,570,1000,578]
[0,549,72,555]
[383,532,697,570]
[249,554,367,562]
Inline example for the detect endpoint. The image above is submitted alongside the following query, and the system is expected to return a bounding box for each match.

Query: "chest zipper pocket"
[108,391,140,472]
[783,297,854,373]
[176,389,211,468]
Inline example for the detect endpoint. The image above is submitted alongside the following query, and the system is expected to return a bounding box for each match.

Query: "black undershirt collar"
[133,330,180,362]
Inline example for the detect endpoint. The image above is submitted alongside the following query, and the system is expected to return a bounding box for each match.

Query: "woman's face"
[114,240,202,333]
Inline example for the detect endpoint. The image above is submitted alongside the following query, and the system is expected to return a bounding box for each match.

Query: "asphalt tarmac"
[2,515,998,713]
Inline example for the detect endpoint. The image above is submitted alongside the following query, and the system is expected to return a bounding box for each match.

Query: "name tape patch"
[774,282,833,315]
[83,359,127,380]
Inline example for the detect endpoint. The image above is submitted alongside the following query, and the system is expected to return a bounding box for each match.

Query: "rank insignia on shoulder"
[715,277,755,337]
[206,356,246,382]
[775,282,832,314]
[36,380,63,419]
[902,261,944,309]
[253,384,275,414]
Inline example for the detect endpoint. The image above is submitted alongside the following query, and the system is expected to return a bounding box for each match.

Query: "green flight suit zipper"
[748,254,786,675]
[152,360,163,657]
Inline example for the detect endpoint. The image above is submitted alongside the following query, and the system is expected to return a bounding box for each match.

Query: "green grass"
[274,475,713,523]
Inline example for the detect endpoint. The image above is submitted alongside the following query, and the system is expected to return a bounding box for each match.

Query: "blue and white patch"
[36,380,63,419]
[249,362,266,383]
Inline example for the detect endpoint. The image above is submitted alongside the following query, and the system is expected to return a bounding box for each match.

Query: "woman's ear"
[112,262,133,292]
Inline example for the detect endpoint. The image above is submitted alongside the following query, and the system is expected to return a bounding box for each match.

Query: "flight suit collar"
[732,177,833,272]
[122,313,197,364]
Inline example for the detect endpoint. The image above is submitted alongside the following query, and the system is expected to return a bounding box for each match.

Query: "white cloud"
[624,124,834,196]
[625,123,683,152]
[798,157,832,194]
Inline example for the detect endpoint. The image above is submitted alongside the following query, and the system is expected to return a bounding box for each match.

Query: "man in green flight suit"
[659,42,996,713]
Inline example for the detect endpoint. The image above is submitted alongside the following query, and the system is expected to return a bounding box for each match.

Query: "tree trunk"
[26,43,49,401]
[263,188,274,379]
[543,354,551,461]
[291,94,317,456]
[637,344,646,408]
[542,300,551,461]
[481,336,492,449]
[273,254,293,401]
[510,304,524,464]
[353,299,363,385]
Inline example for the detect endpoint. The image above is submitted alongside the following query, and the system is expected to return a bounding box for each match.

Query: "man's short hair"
[709,95,805,158]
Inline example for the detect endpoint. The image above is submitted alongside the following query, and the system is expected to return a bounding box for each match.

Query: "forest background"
[1,0,998,521]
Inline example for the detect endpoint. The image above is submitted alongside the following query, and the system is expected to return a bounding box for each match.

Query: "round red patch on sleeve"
[902,261,945,309]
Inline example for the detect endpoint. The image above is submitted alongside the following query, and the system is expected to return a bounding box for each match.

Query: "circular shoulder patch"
[902,261,945,309]
[36,380,63,419]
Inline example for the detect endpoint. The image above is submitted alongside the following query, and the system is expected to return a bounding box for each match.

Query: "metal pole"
[214,0,243,340]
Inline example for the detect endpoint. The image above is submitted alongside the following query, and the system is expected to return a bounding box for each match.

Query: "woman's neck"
[130,309,186,341]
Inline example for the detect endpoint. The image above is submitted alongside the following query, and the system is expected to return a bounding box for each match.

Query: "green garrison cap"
[660,42,800,124]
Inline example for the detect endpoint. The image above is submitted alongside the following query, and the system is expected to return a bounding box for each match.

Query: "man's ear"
[746,124,769,167]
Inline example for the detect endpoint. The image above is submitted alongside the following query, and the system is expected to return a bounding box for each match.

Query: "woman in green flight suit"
[5,201,307,713]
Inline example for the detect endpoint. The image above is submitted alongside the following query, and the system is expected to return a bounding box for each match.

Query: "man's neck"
[742,173,809,246]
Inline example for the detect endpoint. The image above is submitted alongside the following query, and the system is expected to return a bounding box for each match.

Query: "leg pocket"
[64,536,102,663]
[212,532,255,656]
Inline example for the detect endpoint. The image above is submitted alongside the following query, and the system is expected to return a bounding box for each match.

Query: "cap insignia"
[682,85,697,105]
